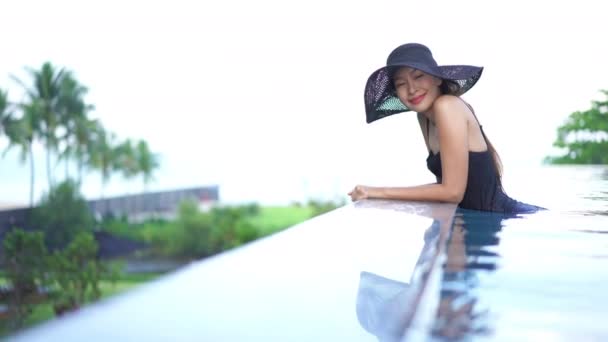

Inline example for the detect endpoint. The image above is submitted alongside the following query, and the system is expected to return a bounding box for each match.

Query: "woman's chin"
[408,103,429,113]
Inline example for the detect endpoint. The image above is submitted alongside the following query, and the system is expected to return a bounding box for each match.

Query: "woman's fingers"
[348,185,367,201]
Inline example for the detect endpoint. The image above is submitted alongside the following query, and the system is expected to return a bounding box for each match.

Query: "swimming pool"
[411,165,608,341]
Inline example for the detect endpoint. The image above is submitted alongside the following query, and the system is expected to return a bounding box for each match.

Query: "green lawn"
[105,204,318,251]
[247,205,314,236]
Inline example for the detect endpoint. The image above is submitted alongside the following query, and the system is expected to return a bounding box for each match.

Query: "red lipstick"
[410,94,426,105]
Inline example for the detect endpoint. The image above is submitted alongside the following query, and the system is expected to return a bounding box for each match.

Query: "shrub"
[1,229,48,329]
[307,198,346,217]
[166,200,214,259]
[29,179,94,248]
[47,232,118,314]
[164,201,261,259]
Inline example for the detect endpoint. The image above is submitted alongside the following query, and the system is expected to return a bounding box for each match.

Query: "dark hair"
[440,80,460,95]
[440,80,504,180]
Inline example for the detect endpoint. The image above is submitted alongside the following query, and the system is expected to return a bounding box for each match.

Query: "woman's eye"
[415,74,423,79]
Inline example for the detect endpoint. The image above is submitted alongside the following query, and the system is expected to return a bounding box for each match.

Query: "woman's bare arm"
[349,96,469,203]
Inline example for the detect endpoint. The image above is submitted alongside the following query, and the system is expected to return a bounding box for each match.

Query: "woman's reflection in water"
[356,208,518,341]
[432,208,514,340]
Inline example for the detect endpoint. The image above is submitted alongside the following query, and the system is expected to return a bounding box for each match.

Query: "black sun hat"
[364,43,483,123]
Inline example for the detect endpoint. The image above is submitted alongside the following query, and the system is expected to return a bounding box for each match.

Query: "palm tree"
[12,62,68,189]
[87,125,117,200]
[72,117,101,184]
[115,139,138,181]
[135,140,159,192]
[56,73,94,182]
[2,103,40,206]
[0,89,12,138]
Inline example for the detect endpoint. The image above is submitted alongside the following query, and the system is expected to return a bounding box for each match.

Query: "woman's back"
[425,122,542,214]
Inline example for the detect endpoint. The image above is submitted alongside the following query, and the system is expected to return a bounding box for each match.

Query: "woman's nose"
[408,82,417,94]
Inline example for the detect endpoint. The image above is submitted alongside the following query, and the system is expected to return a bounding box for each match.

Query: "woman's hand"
[348,185,371,201]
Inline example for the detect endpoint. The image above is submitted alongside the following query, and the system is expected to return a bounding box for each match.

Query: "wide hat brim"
[364,63,483,124]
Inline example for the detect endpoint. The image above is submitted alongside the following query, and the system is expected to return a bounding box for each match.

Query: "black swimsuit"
[424,110,543,214]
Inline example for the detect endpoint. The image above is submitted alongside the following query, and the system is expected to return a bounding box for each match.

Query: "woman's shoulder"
[433,94,465,109]
[432,95,469,120]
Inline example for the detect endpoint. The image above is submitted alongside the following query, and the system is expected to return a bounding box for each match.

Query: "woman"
[348,43,542,214]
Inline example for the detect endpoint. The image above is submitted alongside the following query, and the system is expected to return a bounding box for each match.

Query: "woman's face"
[393,67,442,113]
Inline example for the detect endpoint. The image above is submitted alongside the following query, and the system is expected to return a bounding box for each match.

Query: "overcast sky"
[0,0,606,206]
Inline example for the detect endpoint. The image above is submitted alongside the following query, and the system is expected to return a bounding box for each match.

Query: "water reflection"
[582,191,608,202]
[575,209,608,217]
[431,209,516,340]
[355,271,412,341]
[355,220,442,341]
[355,208,525,341]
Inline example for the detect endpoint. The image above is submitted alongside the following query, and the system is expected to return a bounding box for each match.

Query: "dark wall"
[0,185,219,235]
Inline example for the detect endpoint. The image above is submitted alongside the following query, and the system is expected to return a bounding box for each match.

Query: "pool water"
[425,165,608,341]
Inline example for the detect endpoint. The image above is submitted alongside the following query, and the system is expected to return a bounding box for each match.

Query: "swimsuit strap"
[461,100,485,133]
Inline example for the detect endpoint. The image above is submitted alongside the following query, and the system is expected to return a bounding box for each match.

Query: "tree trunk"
[77,155,84,184]
[29,142,35,207]
[65,153,69,181]
[46,144,53,189]
[101,175,107,217]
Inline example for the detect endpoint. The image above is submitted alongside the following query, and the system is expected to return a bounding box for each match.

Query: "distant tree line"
[546,90,608,164]
[0,62,160,206]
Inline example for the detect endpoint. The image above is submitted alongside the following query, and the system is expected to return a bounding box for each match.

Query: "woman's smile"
[409,93,426,105]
